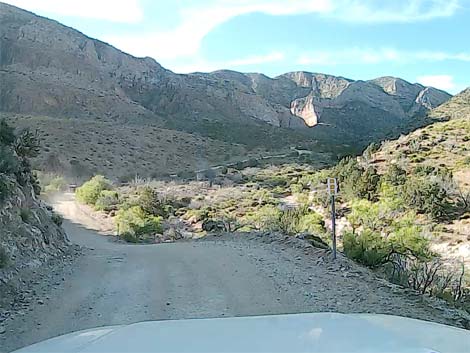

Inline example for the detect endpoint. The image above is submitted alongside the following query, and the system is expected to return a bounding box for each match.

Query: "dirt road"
[1,196,468,352]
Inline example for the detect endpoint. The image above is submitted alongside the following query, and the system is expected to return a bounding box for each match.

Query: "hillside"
[429,88,470,120]
[0,2,452,178]
[0,119,69,292]
[371,88,470,263]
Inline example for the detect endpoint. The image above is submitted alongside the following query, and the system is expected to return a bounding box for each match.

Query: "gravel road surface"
[1,196,468,352]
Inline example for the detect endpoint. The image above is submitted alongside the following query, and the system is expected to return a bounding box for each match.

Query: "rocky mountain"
[0,2,452,177]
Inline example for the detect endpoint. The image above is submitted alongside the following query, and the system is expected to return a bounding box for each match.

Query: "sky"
[4,0,470,93]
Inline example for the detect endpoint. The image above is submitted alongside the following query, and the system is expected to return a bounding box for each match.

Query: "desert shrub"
[76,175,113,205]
[136,186,172,217]
[278,208,303,235]
[51,212,63,226]
[402,176,452,220]
[19,208,32,223]
[343,230,391,268]
[245,204,281,231]
[354,167,381,201]
[347,199,403,234]
[383,164,406,186]
[388,256,467,300]
[94,190,119,212]
[388,215,431,260]
[115,206,162,241]
[0,246,8,268]
[334,157,380,201]
[297,212,325,235]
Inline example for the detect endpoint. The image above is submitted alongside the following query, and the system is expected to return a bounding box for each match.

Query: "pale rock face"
[415,87,453,110]
[290,94,319,127]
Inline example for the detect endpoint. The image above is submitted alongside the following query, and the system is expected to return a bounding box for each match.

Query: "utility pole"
[327,178,338,260]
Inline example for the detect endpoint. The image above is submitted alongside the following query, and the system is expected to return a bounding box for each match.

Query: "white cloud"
[3,0,144,23]
[297,48,470,66]
[328,0,460,23]
[417,75,456,91]
[103,0,331,60]
[172,52,286,74]
[102,0,461,62]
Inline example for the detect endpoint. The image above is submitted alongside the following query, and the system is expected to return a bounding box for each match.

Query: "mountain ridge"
[0,1,454,178]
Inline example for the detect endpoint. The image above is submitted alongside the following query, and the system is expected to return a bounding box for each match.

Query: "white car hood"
[13,313,470,353]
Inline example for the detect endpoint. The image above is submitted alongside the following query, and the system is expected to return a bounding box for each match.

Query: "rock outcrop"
[0,174,68,285]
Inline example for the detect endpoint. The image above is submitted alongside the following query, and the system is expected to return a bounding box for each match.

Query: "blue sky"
[5,0,470,93]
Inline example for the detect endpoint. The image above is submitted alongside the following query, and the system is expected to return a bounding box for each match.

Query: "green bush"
[115,206,162,241]
[0,246,8,268]
[402,177,452,220]
[94,190,119,212]
[343,230,391,267]
[76,175,112,205]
